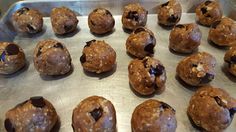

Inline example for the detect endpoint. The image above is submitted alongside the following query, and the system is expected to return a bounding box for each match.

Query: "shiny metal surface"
[0,1,236,132]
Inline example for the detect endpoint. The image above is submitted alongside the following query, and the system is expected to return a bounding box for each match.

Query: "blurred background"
[0,0,20,18]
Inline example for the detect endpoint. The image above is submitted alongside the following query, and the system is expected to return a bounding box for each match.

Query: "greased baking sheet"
[0,0,236,132]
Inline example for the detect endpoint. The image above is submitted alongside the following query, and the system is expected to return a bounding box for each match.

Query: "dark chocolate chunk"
[126,11,139,21]
[26,24,37,33]
[160,101,176,112]
[192,63,198,67]
[105,9,112,16]
[53,43,64,49]
[134,27,146,34]
[167,15,178,23]
[175,24,185,28]
[204,1,212,6]
[161,1,169,7]
[206,14,211,18]
[230,55,236,64]
[17,7,29,16]
[36,47,42,57]
[142,58,148,68]
[90,20,96,26]
[93,9,98,12]
[80,54,86,63]
[211,20,221,29]
[64,24,73,32]
[144,43,155,54]
[201,7,207,14]
[5,44,19,55]
[214,96,227,107]
[30,96,45,108]
[90,107,103,121]
[229,107,236,118]
[0,51,6,62]
[200,73,214,84]
[149,64,164,76]
[85,40,96,48]
[4,119,15,132]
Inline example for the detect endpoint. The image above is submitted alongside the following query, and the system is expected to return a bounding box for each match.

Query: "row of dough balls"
[4,85,236,132]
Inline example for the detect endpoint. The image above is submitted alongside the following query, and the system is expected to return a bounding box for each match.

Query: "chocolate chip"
[214,96,227,108]
[90,20,96,26]
[144,43,155,54]
[192,64,198,67]
[200,73,214,84]
[201,7,207,14]
[85,40,96,48]
[175,24,185,28]
[53,43,64,49]
[26,24,37,33]
[167,15,178,23]
[206,14,211,17]
[36,47,42,57]
[229,107,236,118]
[80,54,86,63]
[149,64,164,76]
[134,27,146,34]
[0,51,6,62]
[160,101,175,112]
[17,7,29,15]
[30,96,45,108]
[142,58,148,68]
[105,10,112,16]
[90,107,103,121]
[230,55,236,64]
[126,11,139,21]
[4,119,15,132]
[204,1,212,6]
[64,24,73,32]
[93,9,98,12]
[211,20,221,29]
[161,1,169,7]
[5,44,19,55]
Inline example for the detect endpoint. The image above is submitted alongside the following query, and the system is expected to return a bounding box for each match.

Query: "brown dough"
[224,46,236,76]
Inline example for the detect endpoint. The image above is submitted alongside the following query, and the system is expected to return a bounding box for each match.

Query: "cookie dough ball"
[0,42,26,75]
[126,27,156,58]
[80,40,116,73]
[187,86,236,131]
[4,96,58,132]
[158,0,182,26]
[72,96,116,132]
[88,8,115,34]
[33,39,72,75]
[12,7,43,34]
[208,17,236,46]
[176,52,216,86]
[131,99,177,132]
[122,3,148,30]
[50,6,78,35]
[169,23,202,53]
[195,0,222,26]
[224,46,236,76]
[128,57,166,96]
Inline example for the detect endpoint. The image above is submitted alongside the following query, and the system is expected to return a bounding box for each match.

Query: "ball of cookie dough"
[169,23,202,53]
[72,96,116,132]
[0,42,26,75]
[50,6,78,35]
[224,46,236,76]
[12,7,43,34]
[131,99,177,132]
[80,40,116,73]
[157,0,182,26]
[176,52,216,86]
[195,0,222,26]
[88,8,115,34]
[208,17,236,46]
[187,86,236,131]
[33,39,72,75]
[126,27,156,58]
[122,3,148,30]
[128,57,166,96]
[4,96,58,132]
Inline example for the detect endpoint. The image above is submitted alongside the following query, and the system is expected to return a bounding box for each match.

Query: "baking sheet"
[0,0,236,132]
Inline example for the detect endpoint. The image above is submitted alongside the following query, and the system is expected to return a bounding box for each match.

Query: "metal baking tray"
[0,0,236,132]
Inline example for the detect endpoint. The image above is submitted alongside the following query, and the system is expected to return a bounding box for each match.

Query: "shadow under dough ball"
[72,96,117,132]
[195,0,222,26]
[208,17,236,46]
[33,39,72,76]
[126,27,156,58]
[80,40,116,73]
[50,6,78,35]
[224,46,236,76]
[0,42,26,75]
[169,23,202,54]
[122,3,148,31]
[88,8,115,34]
[187,86,236,132]
[4,96,58,132]
[157,0,182,26]
[176,52,216,86]
[12,7,43,34]
[128,56,166,96]
[131,99,177,132]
